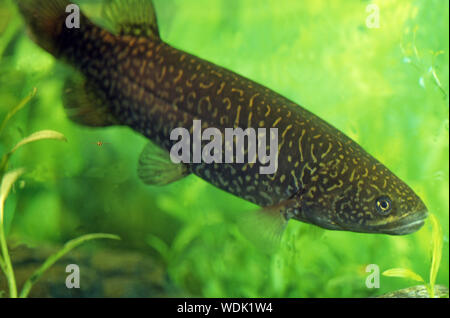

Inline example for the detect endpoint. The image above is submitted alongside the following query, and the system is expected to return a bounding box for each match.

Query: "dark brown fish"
[16,0,428,240]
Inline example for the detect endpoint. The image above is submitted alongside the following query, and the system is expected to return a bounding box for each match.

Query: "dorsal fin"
[102,0,160,39]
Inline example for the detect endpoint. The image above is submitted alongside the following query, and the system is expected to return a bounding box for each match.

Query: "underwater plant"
[401,26,447,100]
[0,0,447,298]
[0,89,120,298]
[382,214,447,298]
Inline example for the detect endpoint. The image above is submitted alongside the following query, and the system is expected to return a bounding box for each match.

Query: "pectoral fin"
[238,200,297,253]
[138,141,190,186]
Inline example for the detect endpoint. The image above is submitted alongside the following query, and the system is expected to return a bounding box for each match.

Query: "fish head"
[293,156,428,235]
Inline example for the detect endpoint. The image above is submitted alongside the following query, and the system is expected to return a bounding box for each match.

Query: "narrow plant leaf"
[0,168,25,224]
[0,88,37,135]
[0,168,25,298]
[9,130,67,154]
[429,214,443,294]
[0,255,6,275]
[382,268,425,283]
[19,233,120,298]
[146,234,170,262]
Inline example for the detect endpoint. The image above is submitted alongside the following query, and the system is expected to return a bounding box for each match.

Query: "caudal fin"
[15,0,76,56]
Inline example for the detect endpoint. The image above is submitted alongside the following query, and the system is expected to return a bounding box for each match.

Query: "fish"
[15,0,428,243]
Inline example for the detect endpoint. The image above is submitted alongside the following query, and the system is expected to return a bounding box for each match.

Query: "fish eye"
[375,196,392,215]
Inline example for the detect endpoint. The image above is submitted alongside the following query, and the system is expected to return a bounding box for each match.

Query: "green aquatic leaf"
[0,88,37,136]
[0,168,25,224]
[146,233,170,262]
[0,168,25,297]
[0,130,67,177]
[9,130,67,154]
[429,214,443,297]
[382,268,425,283]
[19,233,120,298]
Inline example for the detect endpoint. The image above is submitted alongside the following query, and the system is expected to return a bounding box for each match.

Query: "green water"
[0,0,448,297]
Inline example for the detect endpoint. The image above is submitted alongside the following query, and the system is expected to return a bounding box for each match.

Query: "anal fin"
[62,74,118,127]
[138,142,190,186]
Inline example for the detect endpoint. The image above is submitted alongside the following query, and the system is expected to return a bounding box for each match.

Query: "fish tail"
[15,0,85,57]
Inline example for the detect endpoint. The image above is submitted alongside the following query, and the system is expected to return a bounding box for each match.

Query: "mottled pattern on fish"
[16,0,428,235]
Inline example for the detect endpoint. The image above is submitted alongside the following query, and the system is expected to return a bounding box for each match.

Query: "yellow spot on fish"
[248,112,253,127]
[327,180,344,192]
[156,65,166,83]
[223,97,232,110]
[311,144,317,163]
[231,88,244,97]
[298,129,306,162]
[273,117,282,127]
[200,81,214,89]
[173,70,183,84]
[350,169,356,182]
[362,168,369,177]
[282,124,293,139]
[249,93,259,108]
[235,105,242,126]
[321,142,332,159]
[291,170,299,189]
[211,70,223,78]
[217,82,226,95]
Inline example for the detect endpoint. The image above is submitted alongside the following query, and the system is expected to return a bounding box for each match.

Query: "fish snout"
[383,204,429,235]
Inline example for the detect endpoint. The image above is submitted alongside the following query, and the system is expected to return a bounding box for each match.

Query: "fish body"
[16,0,428,236]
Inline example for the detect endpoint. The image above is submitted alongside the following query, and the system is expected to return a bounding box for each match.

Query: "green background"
[0,0,448,297]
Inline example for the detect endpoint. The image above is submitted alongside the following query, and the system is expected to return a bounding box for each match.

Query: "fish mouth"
[328,209,429,235]
[299,205,429,235]
[376,210,428,235]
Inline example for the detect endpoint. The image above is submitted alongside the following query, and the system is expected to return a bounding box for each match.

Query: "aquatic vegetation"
[0,90,119,298]
[0,0,447,298]
[401,26,447,99]
[382,214,446,298]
